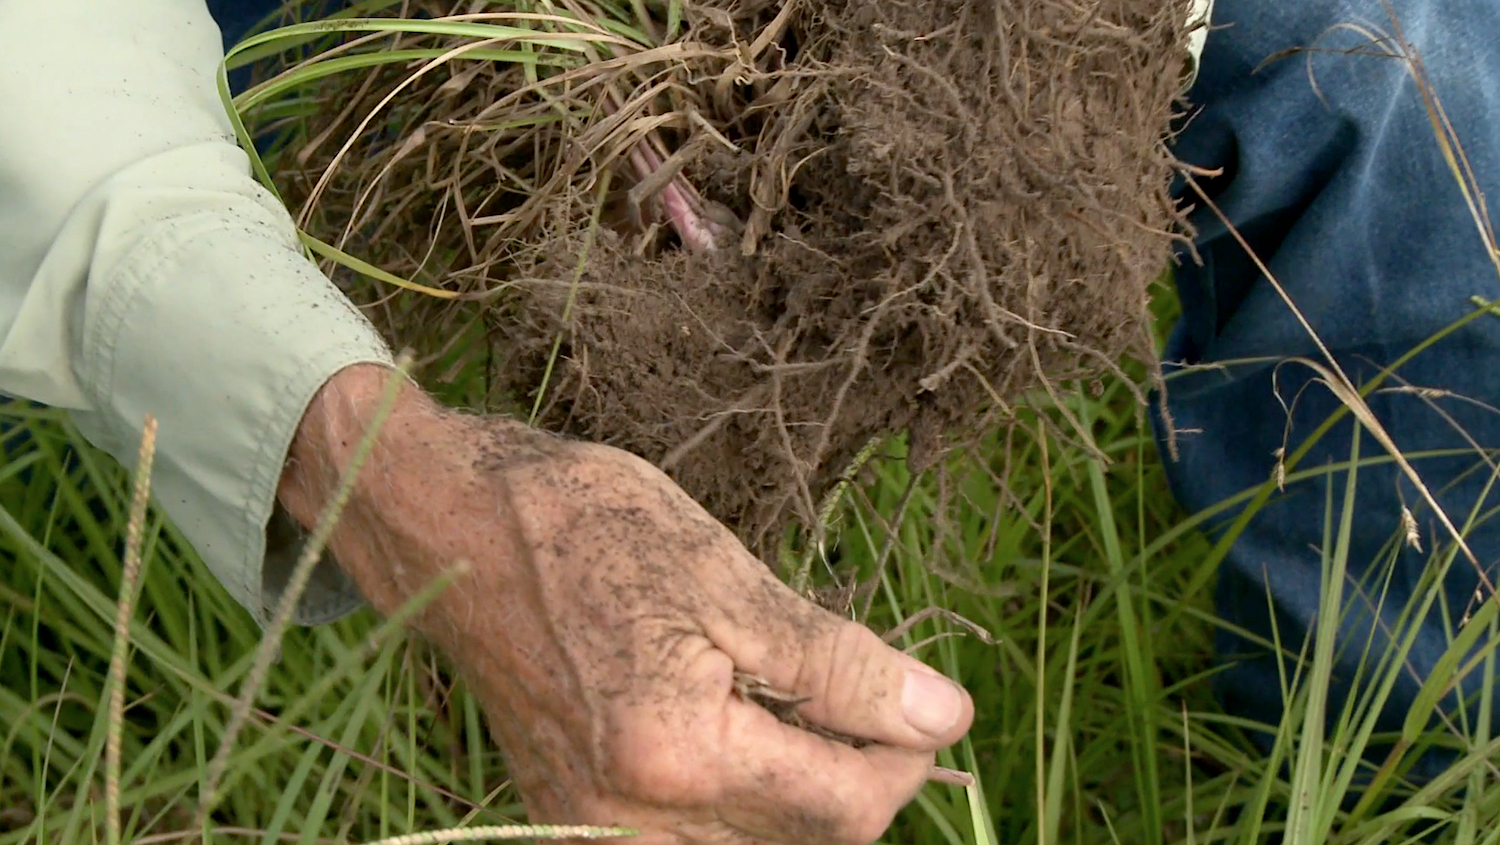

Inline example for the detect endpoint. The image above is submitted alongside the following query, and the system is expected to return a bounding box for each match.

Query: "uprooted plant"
[247,0,1193,564]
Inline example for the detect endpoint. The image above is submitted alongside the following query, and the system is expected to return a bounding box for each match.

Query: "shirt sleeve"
[0,0,394,626]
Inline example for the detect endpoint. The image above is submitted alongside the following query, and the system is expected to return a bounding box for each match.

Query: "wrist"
[275,365,533,634]
[276,363,440,530]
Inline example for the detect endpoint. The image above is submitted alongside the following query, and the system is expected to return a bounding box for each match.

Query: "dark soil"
[271,0,1191,561]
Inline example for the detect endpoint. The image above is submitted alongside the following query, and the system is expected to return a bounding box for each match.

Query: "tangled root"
[273,0,1192,559]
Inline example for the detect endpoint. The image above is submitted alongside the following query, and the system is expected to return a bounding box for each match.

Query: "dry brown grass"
[261,0,1193,560]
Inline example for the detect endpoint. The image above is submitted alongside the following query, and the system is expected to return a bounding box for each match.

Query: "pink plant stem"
[623,122,729,253]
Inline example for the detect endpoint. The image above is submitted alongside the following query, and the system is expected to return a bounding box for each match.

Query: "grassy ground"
[7,5,1500,845]
[6,300,1500,845]
[0,315,1233,845]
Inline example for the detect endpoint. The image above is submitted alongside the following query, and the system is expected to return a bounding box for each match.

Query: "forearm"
[273,365,604,733]
[275,365,455,613]
[274,366,521,650]
[276,364,418,525]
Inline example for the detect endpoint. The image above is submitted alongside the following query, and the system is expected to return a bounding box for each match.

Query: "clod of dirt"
[271,0,1192,562]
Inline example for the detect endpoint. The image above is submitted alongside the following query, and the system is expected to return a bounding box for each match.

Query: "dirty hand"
[276,365,974,844]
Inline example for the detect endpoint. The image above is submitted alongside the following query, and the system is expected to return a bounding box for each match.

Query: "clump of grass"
[9,301,1500,844]
[232,0,1189,566]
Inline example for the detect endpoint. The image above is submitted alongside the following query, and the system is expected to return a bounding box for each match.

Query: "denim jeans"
[207,0,279,50]
[205,0,1500,779]
[1166,0,1500,780]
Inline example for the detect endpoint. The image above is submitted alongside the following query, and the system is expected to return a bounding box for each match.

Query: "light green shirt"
[0,0,1212,627]
[0,0,393,626]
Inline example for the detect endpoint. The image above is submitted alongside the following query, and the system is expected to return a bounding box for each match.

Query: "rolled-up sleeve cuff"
[67,145,394,626]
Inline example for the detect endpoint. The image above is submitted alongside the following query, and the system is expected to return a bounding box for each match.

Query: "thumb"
[720,581,974,751]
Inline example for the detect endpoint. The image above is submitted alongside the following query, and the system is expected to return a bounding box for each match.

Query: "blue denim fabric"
[206,0,282,51]
[1164,0,1500,780]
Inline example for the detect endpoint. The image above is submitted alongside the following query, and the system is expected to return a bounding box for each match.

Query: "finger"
[593,662,891,845]
[716,697,937,845]
[711,571,973,751]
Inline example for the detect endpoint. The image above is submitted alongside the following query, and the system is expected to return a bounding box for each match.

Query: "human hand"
[277,365,974,844]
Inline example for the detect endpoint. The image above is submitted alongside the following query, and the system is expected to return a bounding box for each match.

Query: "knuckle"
[846,806,900,845]
[602,722,719,808]
[797,794,900,845]
[836,763,927,843]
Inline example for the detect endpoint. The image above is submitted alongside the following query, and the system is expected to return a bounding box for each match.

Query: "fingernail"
[902,669,964,736]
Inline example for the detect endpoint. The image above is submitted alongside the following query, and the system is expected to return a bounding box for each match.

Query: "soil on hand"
[273,0,1192,561]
